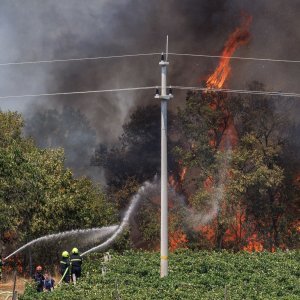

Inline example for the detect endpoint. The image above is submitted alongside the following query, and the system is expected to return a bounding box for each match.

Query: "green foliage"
[21,250,300,299]
[175,85,299,250]
[134,197,160,249]
[229,133,284,196]
[0,111,116,257]
[111,177,139,210]
[92,104,177,188]
[174,91,224,177]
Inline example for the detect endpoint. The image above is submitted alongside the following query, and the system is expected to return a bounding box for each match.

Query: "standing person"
[60,251,70,283]
[33,265,45,292]
[43,272,55,292]
[70,247,83,283]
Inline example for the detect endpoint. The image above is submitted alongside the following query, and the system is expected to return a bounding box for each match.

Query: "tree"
[175,83,299,250]
[92,104,177,189]
[92,104,182,250]
[175,90,235,249]
[0,111,116,262]
[228,88,299,250]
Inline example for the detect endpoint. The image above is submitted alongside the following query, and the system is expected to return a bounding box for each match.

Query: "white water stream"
[5,179,158,260]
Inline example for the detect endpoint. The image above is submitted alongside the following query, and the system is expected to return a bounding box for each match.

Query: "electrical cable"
[173,86,300,98]
[0,86,299,100]
[0,86,157,99]
[0,52,299,67]
[0,53,161,66]
[169,53,300,64]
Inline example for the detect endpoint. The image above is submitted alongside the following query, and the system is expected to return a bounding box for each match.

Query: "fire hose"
[57,267,69,285]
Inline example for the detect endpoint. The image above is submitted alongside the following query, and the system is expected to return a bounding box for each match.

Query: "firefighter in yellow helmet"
[70,247,83,281]
[60,251,70,283]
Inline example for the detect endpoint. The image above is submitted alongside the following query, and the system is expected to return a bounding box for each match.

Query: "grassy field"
[20,250,299,299]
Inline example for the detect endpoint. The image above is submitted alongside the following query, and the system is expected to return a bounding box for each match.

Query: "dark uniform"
[60,257,70,283]
[33,270,45,292]
[70,253,83,279]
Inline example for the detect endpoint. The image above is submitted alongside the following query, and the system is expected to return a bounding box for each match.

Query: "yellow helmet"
[62,251,69,258]
[72,247,79,254]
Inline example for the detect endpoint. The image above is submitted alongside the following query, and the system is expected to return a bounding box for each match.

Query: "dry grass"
[0,273,61,299]
[0,276,28,299]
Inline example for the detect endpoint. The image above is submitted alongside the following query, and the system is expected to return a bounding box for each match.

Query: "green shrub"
[21,250,300,299]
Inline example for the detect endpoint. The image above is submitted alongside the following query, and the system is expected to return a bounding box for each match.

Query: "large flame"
[179,15,255,251]
[206,15,252,89]
[170,15,259,251]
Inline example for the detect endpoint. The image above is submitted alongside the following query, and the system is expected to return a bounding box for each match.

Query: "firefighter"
[70,247,83,282]
[60,251,70,283]
[33,265,45,292]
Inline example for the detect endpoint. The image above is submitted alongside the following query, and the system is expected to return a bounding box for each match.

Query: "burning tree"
[228,88,300,251]
[174,15,299,251]
[92,14,299,252]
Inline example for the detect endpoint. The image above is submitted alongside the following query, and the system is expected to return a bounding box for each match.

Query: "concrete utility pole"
[155,36,173,278]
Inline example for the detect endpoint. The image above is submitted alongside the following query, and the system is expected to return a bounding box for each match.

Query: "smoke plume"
[0,0,299,180]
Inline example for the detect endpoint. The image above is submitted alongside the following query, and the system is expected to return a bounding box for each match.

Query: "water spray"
[82,180,157,256]
[4,179,158,261]
[4,226,118,261]
[168,147,233,229]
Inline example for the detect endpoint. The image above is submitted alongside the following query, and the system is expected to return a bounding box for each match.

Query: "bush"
[21,250,300,299]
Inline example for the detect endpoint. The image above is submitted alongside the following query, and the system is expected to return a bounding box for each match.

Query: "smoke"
[82,178,159,255]
[170,147,233,229]
[0,0,299,180]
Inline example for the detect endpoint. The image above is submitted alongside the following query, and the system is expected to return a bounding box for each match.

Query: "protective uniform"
[60,251,70,283]
[33,266,45,292]
[70,248,83,280]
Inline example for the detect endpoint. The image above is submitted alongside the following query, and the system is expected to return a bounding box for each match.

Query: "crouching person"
[43,272,55,291]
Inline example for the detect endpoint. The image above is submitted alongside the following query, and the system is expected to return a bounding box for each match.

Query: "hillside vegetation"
[21,250,299,300]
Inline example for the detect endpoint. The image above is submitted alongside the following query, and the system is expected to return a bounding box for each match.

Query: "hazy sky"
[0,0,299,179]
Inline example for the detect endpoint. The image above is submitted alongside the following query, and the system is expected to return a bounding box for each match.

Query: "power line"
[0,86,156,99]
[0,53,161,67]
[169,53,300,64]
[0,52,299,67]
[173,86,300,98]
[0,86,299,100]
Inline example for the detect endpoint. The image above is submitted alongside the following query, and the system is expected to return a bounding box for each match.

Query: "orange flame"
[206,15,252,89]
[169,230,188,251]
[194,15,254,250]
[172,15,257,251]
[169,161,188,192]
[243,234,264,252]
[179,167,187,183]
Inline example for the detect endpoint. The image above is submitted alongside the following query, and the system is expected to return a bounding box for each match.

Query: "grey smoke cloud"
[0,0,299,180]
